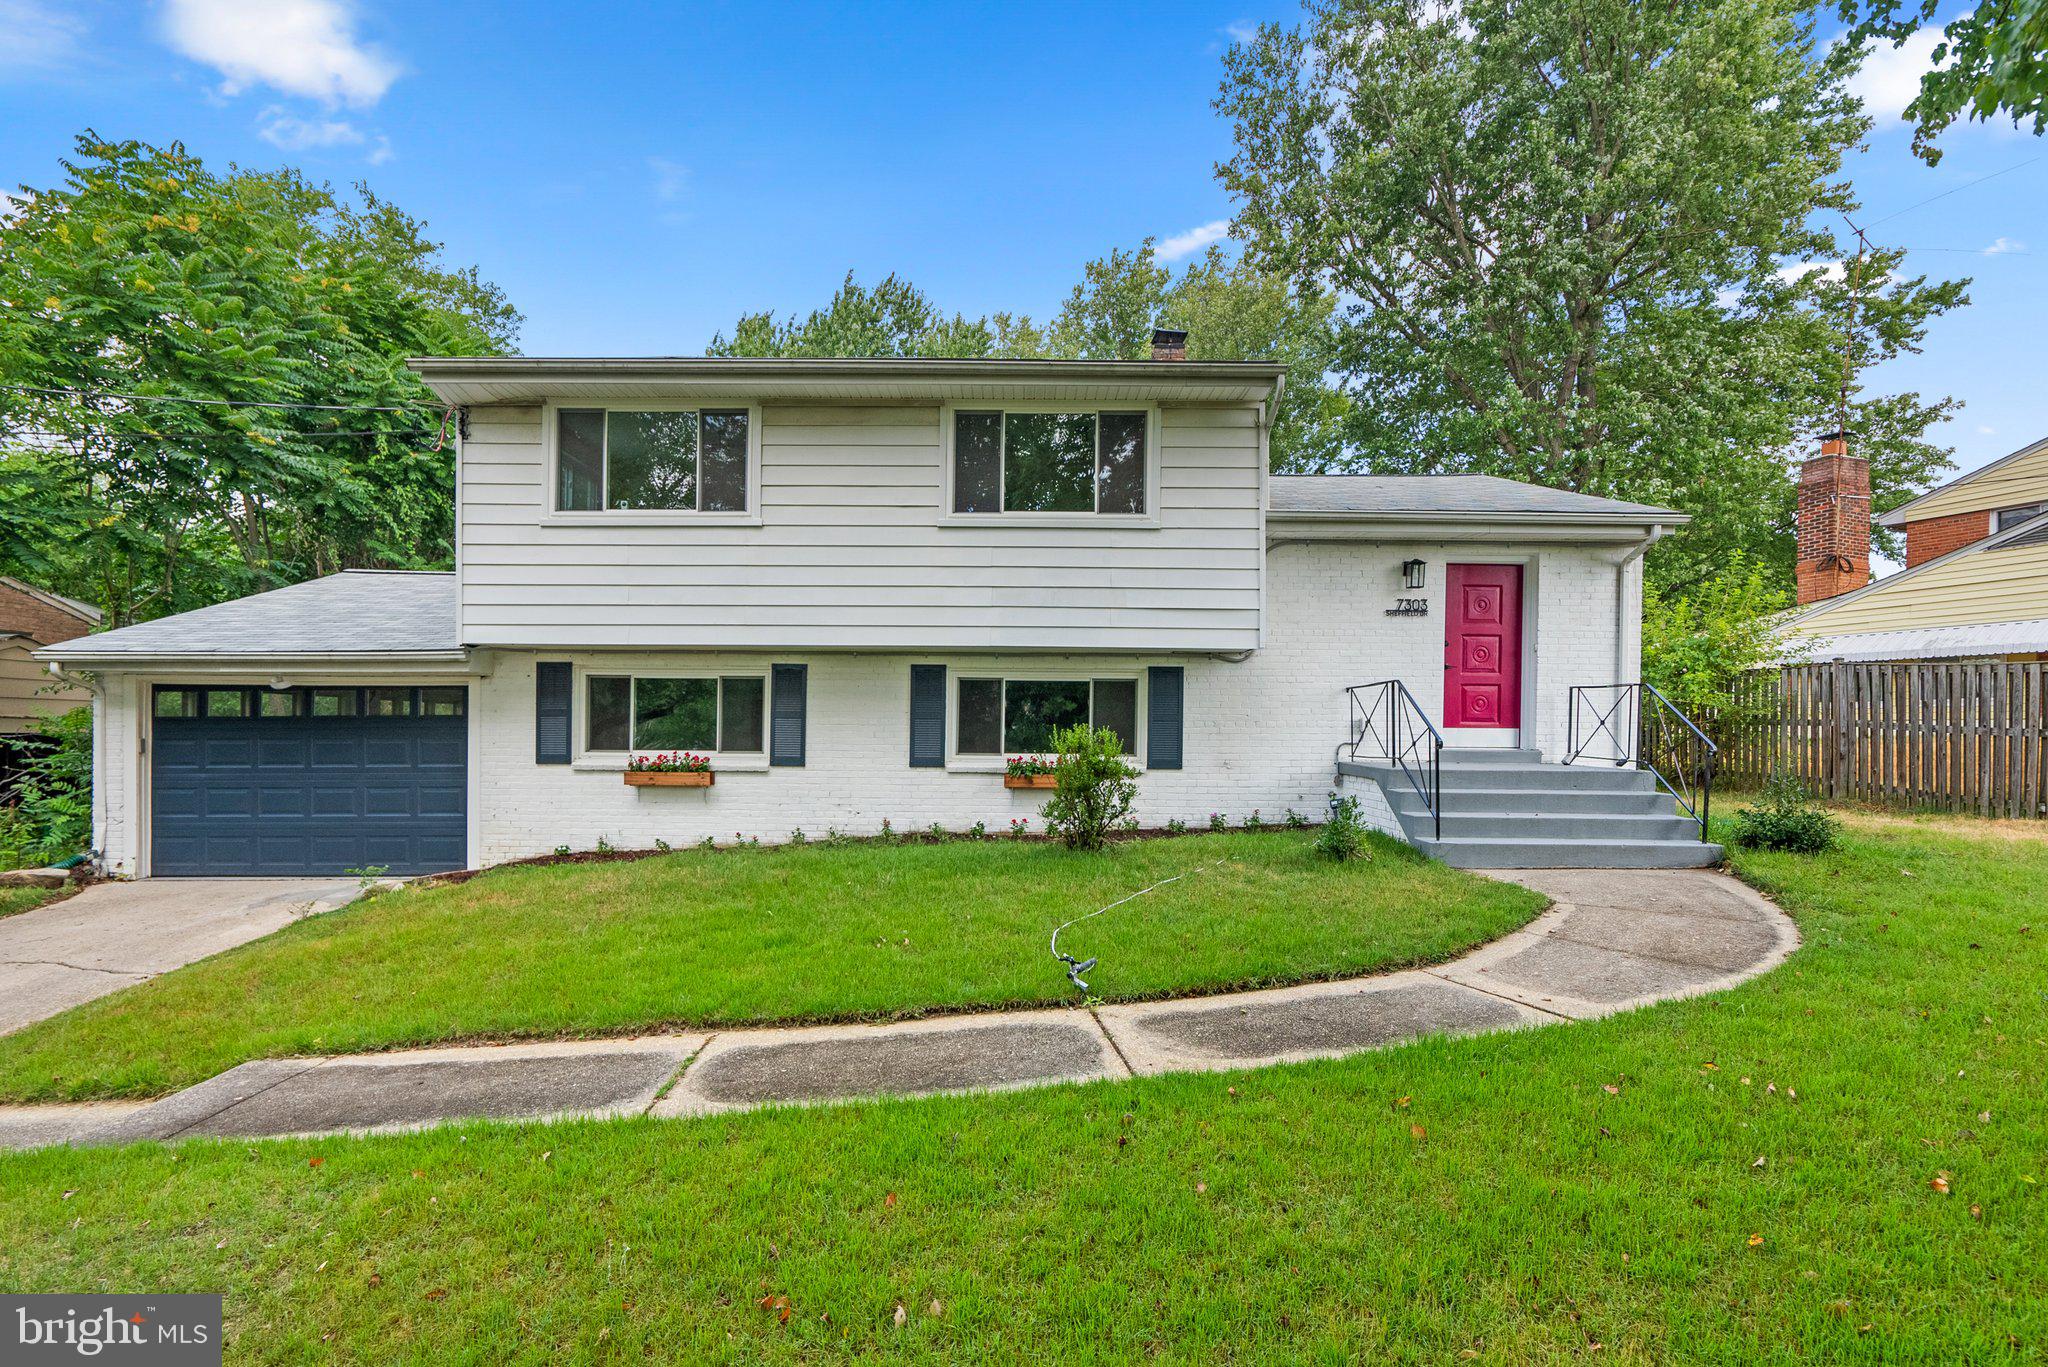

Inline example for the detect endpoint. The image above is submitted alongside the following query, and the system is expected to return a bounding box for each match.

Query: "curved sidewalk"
[0,868,1797,1151]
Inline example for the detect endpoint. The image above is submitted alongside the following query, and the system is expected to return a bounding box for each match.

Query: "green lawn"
[0,831,1541,1102]
[0,884,65,919]
[0,815,2042,1362]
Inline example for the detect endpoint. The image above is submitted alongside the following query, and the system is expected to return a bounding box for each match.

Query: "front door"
[1445,564,1523,733]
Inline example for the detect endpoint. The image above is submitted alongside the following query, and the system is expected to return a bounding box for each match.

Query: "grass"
[0,831,1542,1103]
[0,884,66,919]
[0,810,2040,1361]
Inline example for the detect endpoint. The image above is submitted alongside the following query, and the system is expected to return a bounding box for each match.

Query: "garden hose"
[1049,861,1224,995]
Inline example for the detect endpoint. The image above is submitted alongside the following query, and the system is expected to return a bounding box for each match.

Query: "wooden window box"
[624,770,714,787]
[1003,773,1058,789]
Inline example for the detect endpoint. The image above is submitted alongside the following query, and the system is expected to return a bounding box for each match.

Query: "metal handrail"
[1336,679,1444,841]
[1563,682,1718,839]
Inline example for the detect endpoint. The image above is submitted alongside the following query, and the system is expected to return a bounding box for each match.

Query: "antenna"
[1837,216,1874,440]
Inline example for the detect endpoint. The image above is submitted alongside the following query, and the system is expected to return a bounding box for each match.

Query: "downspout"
[1613,525,1667,682]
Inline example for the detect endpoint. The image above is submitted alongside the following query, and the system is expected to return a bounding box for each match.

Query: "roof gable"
[1878,436,2048,528]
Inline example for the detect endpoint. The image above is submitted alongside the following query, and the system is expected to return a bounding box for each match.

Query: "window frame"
[1993,502,2046,534]
[938,402,1161,529]
[578,669,771,760]
[541,400,763,526]
[945,668,1147,768]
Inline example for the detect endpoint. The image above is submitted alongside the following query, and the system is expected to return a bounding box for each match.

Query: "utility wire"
[1863,154,2043,229]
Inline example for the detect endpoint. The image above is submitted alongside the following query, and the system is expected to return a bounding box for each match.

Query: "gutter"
[31,649,474,670]
[408,356,1289,381]
[1266,509,1689,528]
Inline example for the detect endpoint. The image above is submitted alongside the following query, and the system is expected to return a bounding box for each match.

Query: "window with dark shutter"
[536,662,573,764]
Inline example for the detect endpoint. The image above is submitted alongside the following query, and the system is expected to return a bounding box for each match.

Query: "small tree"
[1642,556,1803,738]
[0,705,92,868]
[1041,724,1138,851]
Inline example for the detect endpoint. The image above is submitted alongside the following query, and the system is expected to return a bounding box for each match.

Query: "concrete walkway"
[0,868,1796,1150]
[0,878,362,1036]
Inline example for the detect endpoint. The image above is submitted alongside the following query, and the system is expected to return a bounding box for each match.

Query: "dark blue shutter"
[909,664,946,768]
[1147,666,1184,770]
[536,661,573,764]
[770,664,807,766]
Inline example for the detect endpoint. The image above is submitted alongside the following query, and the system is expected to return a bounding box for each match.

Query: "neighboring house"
[1,576,100,735]
[39,336,1715,877]
[1783,433,2048,662]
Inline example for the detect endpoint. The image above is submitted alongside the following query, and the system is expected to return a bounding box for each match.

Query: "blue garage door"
[151,685,468,876]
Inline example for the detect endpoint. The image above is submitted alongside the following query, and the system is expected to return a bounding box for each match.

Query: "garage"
[150,684,468,877]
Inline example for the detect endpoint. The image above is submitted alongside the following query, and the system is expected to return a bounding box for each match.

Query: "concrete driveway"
[0,879,361,1035]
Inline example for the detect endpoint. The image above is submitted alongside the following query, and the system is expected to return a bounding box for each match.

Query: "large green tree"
[1217,0,1966,589]
[1840,0,2048,161]
[710,248,1349,472]
[0,133,519,624]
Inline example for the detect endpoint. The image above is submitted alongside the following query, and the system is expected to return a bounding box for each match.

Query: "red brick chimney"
[1795,432,1871,605]
[1150,327,1188,362]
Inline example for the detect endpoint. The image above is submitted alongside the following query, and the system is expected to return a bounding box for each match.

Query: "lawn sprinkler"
[1047,860,1223,998]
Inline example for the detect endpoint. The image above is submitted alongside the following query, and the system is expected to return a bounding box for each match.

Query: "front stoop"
[1339,747,1723,869]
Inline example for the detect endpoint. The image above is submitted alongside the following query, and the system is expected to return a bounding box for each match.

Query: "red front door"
[1445,564,1523,728]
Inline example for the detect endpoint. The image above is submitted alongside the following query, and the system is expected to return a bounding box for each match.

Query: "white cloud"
[0,189,20,221]
[648,156,689,204]
[161,0,399,106]
[257,106,365,151]
[1983,236,2026,255]
[0,0,83,73]
[1223,19,1259,45]
[1977,424,1997,435]
[1777,259,1849,285]
[1157,219,1232,262]
[1847,23,1950,122]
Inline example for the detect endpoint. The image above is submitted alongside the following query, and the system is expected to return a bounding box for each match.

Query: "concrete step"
[1342,760,1659,793]
[1409,837,1726,870]
[1439,747,1545,765]
[1386,786,1679,816]
[1425,810,1704,843]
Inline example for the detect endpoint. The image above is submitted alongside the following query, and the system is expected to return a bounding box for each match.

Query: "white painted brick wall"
[89,541,1637,874]
[468,540,1634,864]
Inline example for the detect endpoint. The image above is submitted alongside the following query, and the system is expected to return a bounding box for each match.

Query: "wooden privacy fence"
[1712,661,2048,817]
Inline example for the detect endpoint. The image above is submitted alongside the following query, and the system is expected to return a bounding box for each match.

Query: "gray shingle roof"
[1268,474,1683,520]
[38,571,459,661]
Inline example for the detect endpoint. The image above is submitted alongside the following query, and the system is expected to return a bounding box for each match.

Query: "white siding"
[456,403,1263,652]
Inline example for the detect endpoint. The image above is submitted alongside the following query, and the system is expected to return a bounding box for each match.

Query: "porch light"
[1401,558,1426,590]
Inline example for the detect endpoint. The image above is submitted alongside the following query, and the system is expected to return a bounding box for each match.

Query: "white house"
[38,337,1720,876]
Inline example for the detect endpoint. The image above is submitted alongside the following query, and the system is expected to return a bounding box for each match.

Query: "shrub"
[0,706,92,869]
[1642,555,1803,742]
[1166,818,1188,835]
[1729,771,1840,854]
[1040,724,1139,851]
[1314,793,1369,863]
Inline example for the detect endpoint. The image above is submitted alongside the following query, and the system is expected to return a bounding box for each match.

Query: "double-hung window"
[955,676,1140,756]
[556,406,752,513]
[585,674,766,754]
[951,409,1149,516]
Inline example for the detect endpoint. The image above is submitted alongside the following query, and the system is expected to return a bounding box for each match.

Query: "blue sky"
[1,0,2041,490]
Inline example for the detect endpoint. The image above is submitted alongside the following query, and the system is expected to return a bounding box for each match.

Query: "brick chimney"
[1795,432,1872,605]
[1150,327,1188,362]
